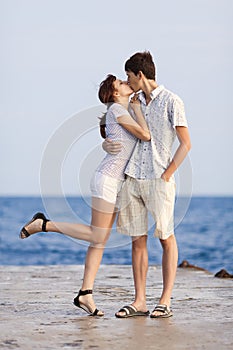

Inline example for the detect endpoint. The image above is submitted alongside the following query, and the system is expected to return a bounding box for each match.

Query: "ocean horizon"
[0,195,232,274]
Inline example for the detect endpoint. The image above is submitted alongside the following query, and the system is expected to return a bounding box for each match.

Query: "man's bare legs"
[115,235,148,316]
[115,233,178,317]
[151,234,178,317]
[131,235,148,311]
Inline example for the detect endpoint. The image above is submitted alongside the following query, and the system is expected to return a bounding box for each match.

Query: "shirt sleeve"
[111,103,130,121]
[169,95,188,129]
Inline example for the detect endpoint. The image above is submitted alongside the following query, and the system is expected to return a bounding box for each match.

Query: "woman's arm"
[117,114,150,141]
[117,96,150,141]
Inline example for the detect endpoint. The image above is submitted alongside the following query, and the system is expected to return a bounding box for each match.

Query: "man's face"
[126,71,141,92]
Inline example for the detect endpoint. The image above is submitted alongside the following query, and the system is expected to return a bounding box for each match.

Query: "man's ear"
[137,71,143,79]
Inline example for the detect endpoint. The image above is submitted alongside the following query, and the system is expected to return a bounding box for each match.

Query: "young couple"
[20,51,191,319]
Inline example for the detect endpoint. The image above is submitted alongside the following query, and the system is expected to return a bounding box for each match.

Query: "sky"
[1,0,233,197]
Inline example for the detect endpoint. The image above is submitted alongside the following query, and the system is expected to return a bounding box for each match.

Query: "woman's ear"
[113,90,120,97]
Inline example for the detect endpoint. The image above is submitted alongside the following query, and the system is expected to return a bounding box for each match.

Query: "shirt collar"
[138,85,165,105]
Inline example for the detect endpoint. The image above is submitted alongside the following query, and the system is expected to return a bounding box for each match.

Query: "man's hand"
[161,172,171,182]
[161,126,191,182]
[102,138,122,155]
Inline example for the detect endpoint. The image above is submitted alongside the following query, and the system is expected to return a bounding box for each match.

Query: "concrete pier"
[0,265,233,349]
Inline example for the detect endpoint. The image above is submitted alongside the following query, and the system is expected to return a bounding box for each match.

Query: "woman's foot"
[20,212,50,239]
[73,289,104,317]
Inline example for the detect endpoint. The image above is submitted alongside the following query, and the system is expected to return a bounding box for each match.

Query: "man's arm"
[161,126,191,181]
[102,138,122,155]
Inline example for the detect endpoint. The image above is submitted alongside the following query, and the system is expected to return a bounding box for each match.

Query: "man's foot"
[20,212,50,239]
[73,290,104,317]
[150,304,173,318]
[115,302,148,318]
[115,304,149,318]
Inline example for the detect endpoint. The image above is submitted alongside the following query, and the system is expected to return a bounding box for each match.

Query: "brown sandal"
[150,304,173,318]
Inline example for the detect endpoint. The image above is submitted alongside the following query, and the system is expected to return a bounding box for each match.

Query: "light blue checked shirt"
[125,85,188,180]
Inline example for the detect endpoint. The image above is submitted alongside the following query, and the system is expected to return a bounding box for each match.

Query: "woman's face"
[113,79,133,97]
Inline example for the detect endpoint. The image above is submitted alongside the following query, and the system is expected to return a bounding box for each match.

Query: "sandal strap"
[21,227,30,238]
[92,308,99,316]
[78,289,93,296]
[118,305,137,315]
[42,218,50,232]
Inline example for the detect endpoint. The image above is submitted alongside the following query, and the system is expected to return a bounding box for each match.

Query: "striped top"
[95,103,137,180]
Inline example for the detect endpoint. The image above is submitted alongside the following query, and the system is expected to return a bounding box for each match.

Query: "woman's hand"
[130,93,141,112]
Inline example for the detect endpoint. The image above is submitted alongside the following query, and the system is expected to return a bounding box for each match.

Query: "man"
[104,51,191,318]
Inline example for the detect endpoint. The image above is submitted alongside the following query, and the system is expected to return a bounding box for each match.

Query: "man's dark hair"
[125,51,156,80]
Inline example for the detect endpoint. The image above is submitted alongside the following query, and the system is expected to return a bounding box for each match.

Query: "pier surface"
[0,265,233,349]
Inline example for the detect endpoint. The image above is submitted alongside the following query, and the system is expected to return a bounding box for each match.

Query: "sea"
[0,196,232,274]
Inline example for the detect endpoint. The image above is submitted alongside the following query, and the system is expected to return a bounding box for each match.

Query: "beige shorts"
[117,176,176,240]
[90,171,124,204]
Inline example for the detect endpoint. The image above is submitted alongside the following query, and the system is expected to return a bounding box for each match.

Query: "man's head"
[125,51,156,91]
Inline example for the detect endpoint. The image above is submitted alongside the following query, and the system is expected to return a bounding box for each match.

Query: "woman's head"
[98,74,133,104]
[98,74,117,104]
[98,74,133,139]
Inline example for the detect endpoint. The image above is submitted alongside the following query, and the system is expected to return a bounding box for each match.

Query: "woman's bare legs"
[21,198,116,246]
[78,198,117,314]
[20,197,117,314]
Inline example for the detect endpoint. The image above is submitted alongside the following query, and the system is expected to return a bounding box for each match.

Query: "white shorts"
[90,172,124,204]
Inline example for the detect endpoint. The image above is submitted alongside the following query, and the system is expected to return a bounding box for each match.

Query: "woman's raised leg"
[20,198,116,245]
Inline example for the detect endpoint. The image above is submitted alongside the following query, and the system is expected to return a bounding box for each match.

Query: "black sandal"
[20,212,50,239]
[115,305,150,318]
[73,289,104,317]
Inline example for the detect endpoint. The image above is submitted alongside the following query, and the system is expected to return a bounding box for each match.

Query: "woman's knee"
[91,228,110,245]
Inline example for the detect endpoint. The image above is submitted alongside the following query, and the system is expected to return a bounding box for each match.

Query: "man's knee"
[160,234,176,250]
[132,235,147,252]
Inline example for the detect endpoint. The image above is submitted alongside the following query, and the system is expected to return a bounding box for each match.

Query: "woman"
[20,74,150,316]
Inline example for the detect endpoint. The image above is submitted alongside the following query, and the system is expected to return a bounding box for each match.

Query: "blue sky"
[1,0,232,196]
